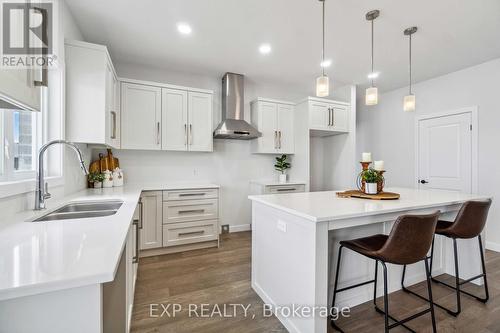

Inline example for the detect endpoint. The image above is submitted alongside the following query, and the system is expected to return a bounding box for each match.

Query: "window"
[0,109,39,182]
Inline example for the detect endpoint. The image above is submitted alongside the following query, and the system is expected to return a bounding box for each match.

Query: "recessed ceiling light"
[177,23,192,35]
[367,72,380,79]
[320,59,332,68]
[259,43,271,54]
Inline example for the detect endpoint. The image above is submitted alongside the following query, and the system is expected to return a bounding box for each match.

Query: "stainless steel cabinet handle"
[189,124,193,145]
[178,230,205,237]
[132,219,139,263]
[33,7,48,87]
[110,111,117,139]
[138,201,143,229]
[276,188,296,192]
[178,209,205,214]
[179,193,205,197]
[331,108,335,127]
[274,130,277,149]
[328,108,331,126]
[278,130,282,149]
[184,124,187,145]
[156,122,160,145]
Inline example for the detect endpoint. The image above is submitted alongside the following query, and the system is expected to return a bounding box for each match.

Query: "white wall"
[0,0,90,218]
[107,62,308,230]
[357,58,500,250]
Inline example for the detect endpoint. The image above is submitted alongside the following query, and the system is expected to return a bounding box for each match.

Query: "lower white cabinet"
[250,180,306,195]
[126,214,139,332]
[139,191,162,250]
[139,187,220,255]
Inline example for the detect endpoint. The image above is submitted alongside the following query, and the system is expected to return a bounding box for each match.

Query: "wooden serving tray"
[336,190,400,200]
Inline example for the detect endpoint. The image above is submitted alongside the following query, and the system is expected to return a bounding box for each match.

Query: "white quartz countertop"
[248,187,491,222]
[0,182,219,301]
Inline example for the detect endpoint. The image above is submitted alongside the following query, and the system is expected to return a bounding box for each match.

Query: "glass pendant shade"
[365,86,378,105]
[316,75,329,97]
[403,94,416,112]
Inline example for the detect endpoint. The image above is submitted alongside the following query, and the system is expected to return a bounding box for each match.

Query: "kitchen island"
[248,187,490,333]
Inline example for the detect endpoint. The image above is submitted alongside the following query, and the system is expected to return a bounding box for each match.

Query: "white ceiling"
[65,0,500,93]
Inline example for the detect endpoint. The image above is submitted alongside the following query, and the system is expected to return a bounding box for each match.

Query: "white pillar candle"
[374,160,385,171]
[362,152,372,162]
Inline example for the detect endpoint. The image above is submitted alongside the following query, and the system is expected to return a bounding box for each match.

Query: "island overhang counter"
[248,187,491,333]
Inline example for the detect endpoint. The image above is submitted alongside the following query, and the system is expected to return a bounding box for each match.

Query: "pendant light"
[365,10,379,106]
[403,27,417,112]
[316,0,329,97]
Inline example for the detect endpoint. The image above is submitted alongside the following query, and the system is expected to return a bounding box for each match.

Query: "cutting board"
[336,190,400,200]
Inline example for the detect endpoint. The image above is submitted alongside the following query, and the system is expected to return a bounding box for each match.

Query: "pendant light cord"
[322,0,325,77]
[409,33,412,95]
[370,19,374,87]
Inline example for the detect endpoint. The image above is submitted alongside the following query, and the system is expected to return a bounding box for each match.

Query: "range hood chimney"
[213,73,261,140]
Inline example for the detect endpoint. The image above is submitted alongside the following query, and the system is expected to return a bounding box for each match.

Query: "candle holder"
[357,161,372,192]
[376,170,385,193]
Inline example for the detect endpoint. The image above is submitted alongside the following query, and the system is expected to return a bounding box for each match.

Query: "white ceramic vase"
[93,181,102,188]
[279,174,287,184]
[365,183,378,195]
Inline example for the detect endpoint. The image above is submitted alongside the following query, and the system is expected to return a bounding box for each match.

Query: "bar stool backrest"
[449,199,492,239]
[376,211,440,265]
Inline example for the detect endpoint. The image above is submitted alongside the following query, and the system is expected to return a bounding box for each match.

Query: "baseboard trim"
[486,241,500,253]
[230,224,251,233]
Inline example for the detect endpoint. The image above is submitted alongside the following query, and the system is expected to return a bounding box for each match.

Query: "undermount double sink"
[33,200,124,222]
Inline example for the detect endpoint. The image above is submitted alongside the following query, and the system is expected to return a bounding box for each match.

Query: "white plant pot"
[279,174,287,184]
[93,181,102,188]
[365,183,378,195]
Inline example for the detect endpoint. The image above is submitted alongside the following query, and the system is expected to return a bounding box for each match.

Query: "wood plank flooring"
[131,231,500,333]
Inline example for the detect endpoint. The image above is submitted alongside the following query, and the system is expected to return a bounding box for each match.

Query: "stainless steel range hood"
[213,73,261,140]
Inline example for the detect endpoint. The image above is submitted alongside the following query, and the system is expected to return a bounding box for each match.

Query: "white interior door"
[417,112,472,192]
[162,88,188,151]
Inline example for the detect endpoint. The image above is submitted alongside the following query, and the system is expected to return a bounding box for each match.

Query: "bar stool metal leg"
[330,245,345,332]
[403,235,490,317]
[424,258,437,332]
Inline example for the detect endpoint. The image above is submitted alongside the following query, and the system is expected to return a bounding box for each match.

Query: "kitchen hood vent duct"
[213,73,261,140]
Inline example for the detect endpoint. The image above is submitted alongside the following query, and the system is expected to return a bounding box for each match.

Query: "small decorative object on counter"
[103,170,113,188]
[362,168,380,194]
[88,172,105,188]
[112,168,123,187]
[274,154,291,184]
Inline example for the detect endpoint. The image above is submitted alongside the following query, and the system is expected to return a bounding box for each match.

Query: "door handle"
[419,180,429,184]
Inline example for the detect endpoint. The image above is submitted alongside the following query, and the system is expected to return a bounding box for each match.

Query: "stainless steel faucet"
[34,140,89,210]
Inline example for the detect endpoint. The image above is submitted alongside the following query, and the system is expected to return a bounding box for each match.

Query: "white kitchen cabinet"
[298,97,350,136]
[161,89,213,152]
[65,40,120,148]
[187,91,213,152]
[139,191,162,250]
[121,82,162,150]
[251,98,295,154]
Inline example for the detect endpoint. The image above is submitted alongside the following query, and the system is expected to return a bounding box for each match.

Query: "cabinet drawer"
[163,199,218,224]
[163,188,218,201]
[264,184,305,194]
[163,220,218,247]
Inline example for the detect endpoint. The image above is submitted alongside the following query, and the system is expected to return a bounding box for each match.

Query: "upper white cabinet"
[251,98,295,154]
[121,82,162,150]
[65,40,120,148]
[161,89,213,152]
[0,68,41,112]
[121,78,213,152]
[299,97,350,136]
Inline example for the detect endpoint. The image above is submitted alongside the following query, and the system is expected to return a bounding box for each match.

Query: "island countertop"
[248,187,491,222]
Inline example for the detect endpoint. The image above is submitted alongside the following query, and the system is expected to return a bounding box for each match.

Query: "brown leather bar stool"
[331,211,440,333]
[401,199,492,316]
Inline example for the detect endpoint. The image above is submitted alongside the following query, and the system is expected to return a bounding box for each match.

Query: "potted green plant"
[88,172,105,188]
[274,154,291,184]
[362,168,381,194]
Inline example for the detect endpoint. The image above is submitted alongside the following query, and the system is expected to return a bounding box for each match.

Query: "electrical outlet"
[221,224,230,234]
[277,220,287,233]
